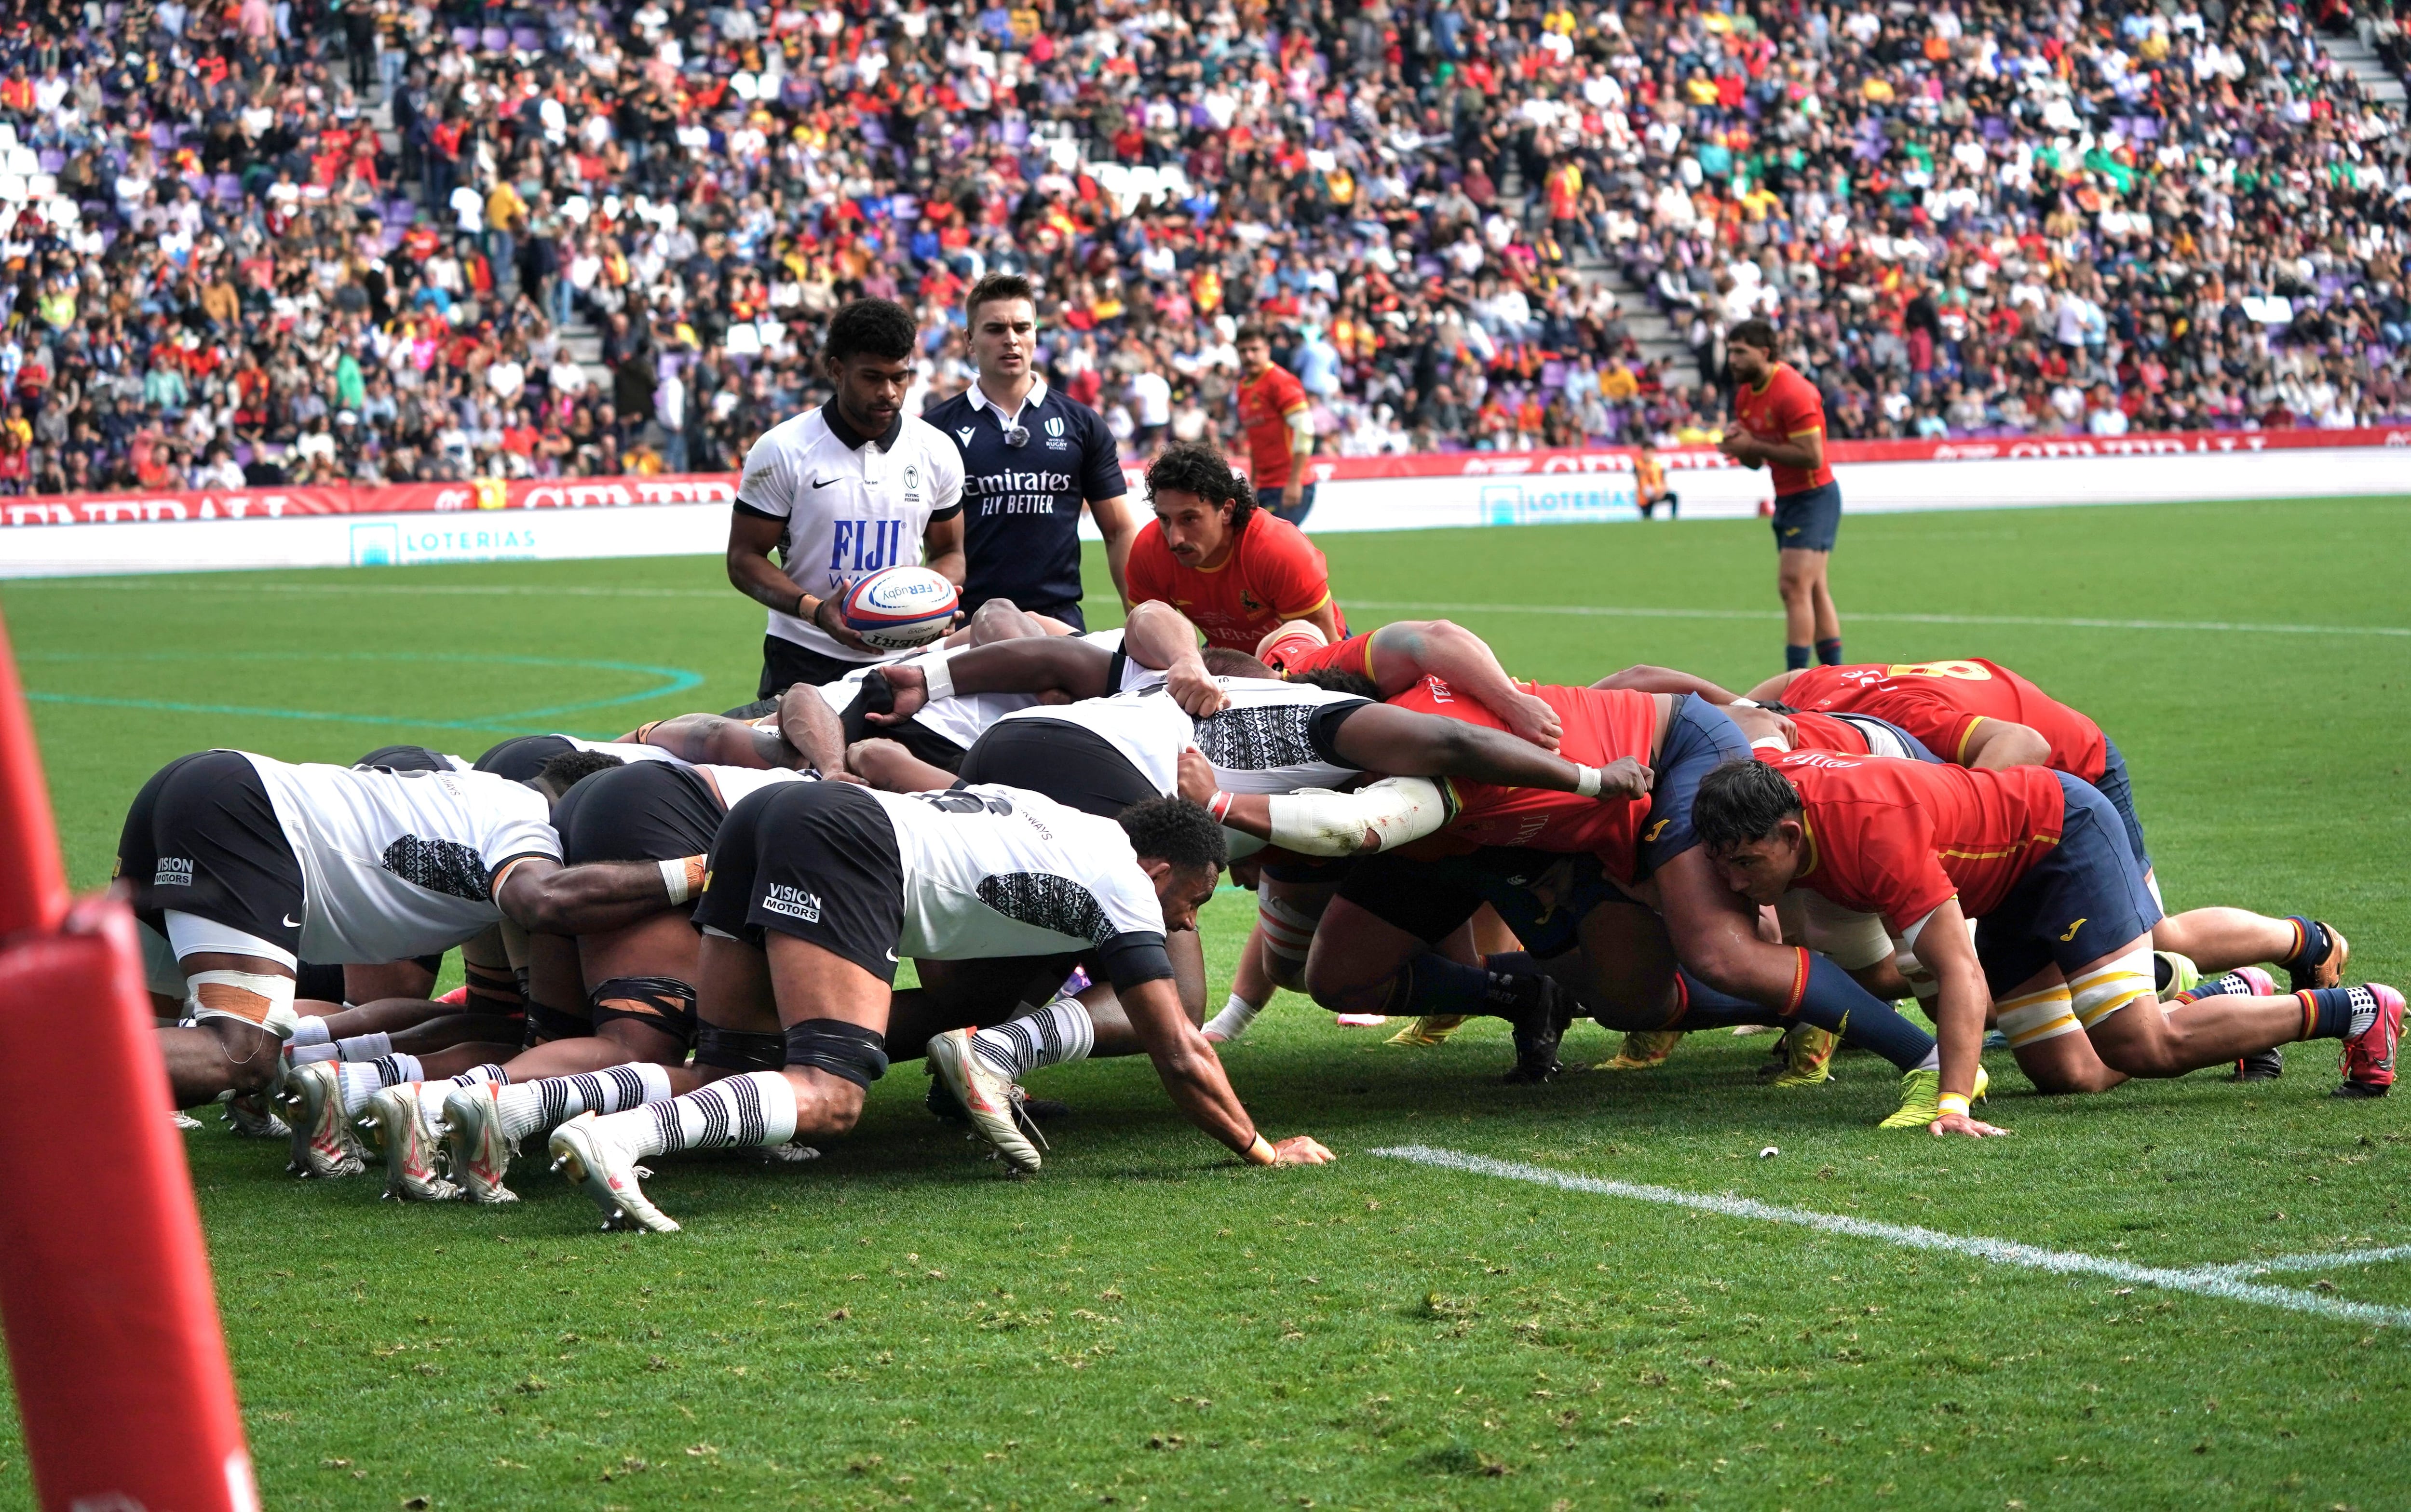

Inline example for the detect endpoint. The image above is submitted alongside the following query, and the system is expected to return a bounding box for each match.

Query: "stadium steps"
[2317,30,2408,106]
[1503,172,1691,371]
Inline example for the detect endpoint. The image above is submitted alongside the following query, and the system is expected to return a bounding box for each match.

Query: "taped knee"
[695,1025,787,1073]
[1255,883,1321,966]
[783,1019,890,1088]
[2070,948,2155,1028]
[186,970,299,1040]
[1994,984,2080,1048]
[590,976,700,1041]
[522,999,592,1047]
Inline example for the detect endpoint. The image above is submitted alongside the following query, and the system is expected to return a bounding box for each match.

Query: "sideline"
[1371,1144,2411,1328]
[1347,600,2411,639]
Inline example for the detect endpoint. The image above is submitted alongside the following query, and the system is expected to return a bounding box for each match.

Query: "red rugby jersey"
[1264,629,1374,677]
[1126,508,1340,653]
[1765,748,2069,932]
[1729,361,1834,495]
[1781,659,2108,782]
[1388,677,1657,878]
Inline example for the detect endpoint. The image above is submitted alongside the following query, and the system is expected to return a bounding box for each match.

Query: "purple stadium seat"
[512,27,543,50]
[37,150,63,174]
[480,27,510,50]
[452,26,479,48]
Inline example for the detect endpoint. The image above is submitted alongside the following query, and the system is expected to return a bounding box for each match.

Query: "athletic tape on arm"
[1263,778,1450,857]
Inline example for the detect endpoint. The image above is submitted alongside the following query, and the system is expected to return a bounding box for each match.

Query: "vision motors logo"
[761,884,823,923]
[155,855,196,887]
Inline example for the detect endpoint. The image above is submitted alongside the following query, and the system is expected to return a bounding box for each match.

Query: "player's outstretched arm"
[1956,718,2052,771]
[1597,664,1747,702]
[1910,900,2011,1138]
[776,682,848,773]
[864,636,1117,723]
[494,855,687,937]
[1366,621,1559,749]
[1330,704,1653,798]
[1122,600,1228,715]
[631,713,797,769]
[1120,974,1333,1165]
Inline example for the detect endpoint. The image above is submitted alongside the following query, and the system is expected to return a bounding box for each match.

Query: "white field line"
[1346,600,2411,639]
[1371,1145,2411,1328]
[2177,1245,2411,1281]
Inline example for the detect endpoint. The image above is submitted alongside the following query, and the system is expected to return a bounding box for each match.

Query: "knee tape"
[186,970,300,1040]
[522,999,593,1047]
[1994,984,2080,1048]
[695,1024,786,1073]
[464,963,526,1011]
[589,976,700,1039]
[2071,947,2156,1027]
[1254,883,1322,965]
[784,1019,889,1088]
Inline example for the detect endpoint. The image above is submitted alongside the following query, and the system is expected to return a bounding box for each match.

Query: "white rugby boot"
[548,1112,680,1233]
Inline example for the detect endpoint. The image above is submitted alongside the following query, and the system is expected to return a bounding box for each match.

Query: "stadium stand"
[0,0,2403,497]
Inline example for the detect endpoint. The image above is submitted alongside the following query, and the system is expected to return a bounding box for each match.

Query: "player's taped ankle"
[186,970,300,1039]
[784,1019,890,1087]
[2070,947,2154,1027]
[590,976,699,1037]
[696,1025,787,1072]
[1994,984,2079,1047]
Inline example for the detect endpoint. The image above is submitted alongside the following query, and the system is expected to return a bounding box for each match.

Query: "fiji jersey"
[1765,749,2069,934]
[1782,660,2107,781]
[234,755,560,965]
[734,403,964,664]
[1386,679,1657,876]
[813,629,1132,752]
[874,784,1168,982]
[991,675,1372,796]
[695,764,813,811]
[554,734,691,767]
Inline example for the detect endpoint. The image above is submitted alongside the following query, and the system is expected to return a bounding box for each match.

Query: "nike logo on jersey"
[2059,918,2087,941]
[886,948,901,963]
[813,476,841,489]
[283,914,302,929]
[1643,818,1671,842]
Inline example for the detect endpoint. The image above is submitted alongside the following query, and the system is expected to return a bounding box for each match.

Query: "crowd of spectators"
[0,0,2403,497]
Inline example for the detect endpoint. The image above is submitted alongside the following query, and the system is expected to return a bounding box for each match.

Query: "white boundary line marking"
[2177,1245,2411,1281]
[1347,600,2411,639]
[1371,1145,2411,1327]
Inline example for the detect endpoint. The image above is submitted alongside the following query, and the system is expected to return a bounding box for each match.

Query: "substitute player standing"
[1719,320,1842,672]
[1235,324,1318,526]
[925,273,1139,628]
[1125,442,1343,654]
[724,298,967,702]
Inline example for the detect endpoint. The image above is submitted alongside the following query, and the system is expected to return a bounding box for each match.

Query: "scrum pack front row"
[123,601,2394,1230]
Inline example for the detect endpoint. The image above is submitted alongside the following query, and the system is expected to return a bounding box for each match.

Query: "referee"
[724,298,966,703]
[925,273,1138,629]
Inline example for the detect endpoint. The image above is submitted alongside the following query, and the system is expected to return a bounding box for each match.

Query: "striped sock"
[629,1071,798,1158]
[414,1064,511,1126]
[2175,971,2265,1005]
[2299,986,2378,1042]
[496,1063,674,1141]
[970,999,1095,1080]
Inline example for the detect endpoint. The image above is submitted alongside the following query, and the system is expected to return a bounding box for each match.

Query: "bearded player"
[1124,443,1343,654]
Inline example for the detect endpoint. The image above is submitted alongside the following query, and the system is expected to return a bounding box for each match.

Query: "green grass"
[2,496,2409,1510]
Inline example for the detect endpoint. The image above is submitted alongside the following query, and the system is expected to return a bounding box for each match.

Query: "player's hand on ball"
[1506,691,1564,751]
[1271,1135,1336,1165]
[1175,746,1220,806]
[1166,662,1231,717]
[1930,1112,2011,1138]
[865,665,927,724]
[1599,756,1654,800]
[812,595,879,652]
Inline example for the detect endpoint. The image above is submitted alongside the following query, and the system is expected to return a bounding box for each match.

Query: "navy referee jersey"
[924,378,1125,629]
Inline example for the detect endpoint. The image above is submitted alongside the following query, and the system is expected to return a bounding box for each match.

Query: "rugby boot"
[1385,1015,1467,1047]
[1503,974,1574,1084]
[1595,1029,1683,1071]
[1767,1025,1837,1088]
[548,1113,679,1233]
[283,1060,367,1178]
[2333,984,2402,1099]
[441,1082,521,1203]
[926,1027,1045,1172]
[366,1084,459,1202]
[1879,1064,1991,1129]
[222,1091,290,1139]
[2287,920,2350,992]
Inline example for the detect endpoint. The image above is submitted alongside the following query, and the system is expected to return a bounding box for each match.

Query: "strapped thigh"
[589,975,701,1045]
[1994,983,2081,1048]
[2070,945,2156,1028]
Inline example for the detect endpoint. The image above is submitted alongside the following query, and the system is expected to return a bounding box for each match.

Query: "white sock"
[335,1054,423,1116]
[613,1071,798,1159]
[497,1063,675,1142]
[290,1042,339,1066]
[336,1032,392,1062]
[291,1015,330,1047]
[1204,992,1265,1041]
[970,998,1095,1080]
[413,1064,509,1126]
[1916,1047,1942,1072]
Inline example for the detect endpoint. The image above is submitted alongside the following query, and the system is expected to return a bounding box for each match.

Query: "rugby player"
[1719,319,1845,671]
[117,747,691,1154]
[1693,755,2401,1130]
[724,297,967,700]
[1125,443,1343,655]
[545,785,1334,1232]
[1234,323,1318,526]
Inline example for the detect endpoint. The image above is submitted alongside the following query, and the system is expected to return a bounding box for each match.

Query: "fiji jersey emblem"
[903,463,921,494]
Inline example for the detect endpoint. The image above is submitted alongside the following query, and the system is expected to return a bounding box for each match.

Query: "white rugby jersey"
[736,404,965,663]
[874,784,1166,963]
[557,735,689,766]
[813,629,1133,753]
[989,675,1371,795]
[236,754,560,964]
[697,764,812,810]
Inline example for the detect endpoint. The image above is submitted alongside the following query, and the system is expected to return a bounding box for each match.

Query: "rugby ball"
[841,565,959,651]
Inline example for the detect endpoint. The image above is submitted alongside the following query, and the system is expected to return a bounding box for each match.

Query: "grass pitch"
[1,495,2408,1510]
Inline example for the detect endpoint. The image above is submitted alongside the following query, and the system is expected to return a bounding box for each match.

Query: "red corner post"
[0,608,258,1510]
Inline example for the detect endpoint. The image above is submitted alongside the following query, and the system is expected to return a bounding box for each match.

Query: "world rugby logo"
[1045,416,1065,438]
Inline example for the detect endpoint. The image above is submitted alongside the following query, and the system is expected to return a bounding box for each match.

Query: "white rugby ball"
[841,565,959,651]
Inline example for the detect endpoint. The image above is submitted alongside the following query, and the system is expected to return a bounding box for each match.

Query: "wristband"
[1243,1133,1277,1166]
[1574,764,1603,798]
[1729,697,1759,708]
[1937,1093,1970,1119]
[798,591,818,622]
[919,648,955,703]
[1208,790,1234,824]
[659,854,706,905]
